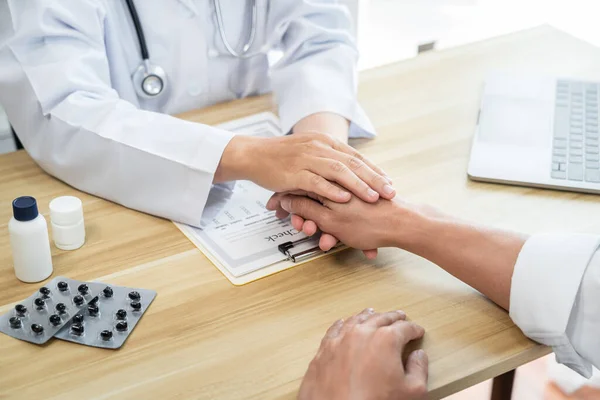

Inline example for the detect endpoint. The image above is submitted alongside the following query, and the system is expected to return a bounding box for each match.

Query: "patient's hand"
[267,191,379,258]
[268,192,422,251]
[298,309,428,400]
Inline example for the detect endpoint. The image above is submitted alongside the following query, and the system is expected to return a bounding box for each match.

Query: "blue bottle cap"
[12,196,39,222]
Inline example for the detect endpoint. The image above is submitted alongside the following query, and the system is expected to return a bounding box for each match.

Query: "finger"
[266,193,284,211]
[332,153,396,201]
[302,220,318,236]
[291,214,305,231]
[298,171,351,203]
[280,195,331,227]
[388,321,426,349]
[275,208,289,220]
[365,310,407,328]
[355,308,376,324]
[405,350,429,393]
[324,318,345,340]
[306,191,327,203]
[267,191,307,214]
[340,308,375,335]
[332,141,394,185]
[363,249,378,259]
[310,158,380,203]
[319,233,338,251]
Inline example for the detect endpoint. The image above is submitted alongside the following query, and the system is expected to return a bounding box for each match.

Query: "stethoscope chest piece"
[125,0,258,99]
[132,60,167,99]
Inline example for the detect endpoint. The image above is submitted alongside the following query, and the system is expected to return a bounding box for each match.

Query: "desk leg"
[491,369,516,400]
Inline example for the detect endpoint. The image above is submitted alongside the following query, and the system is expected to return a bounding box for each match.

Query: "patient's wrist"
[389,201,449,254]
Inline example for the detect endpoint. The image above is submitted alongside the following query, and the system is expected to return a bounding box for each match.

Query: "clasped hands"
[264,133,400,259]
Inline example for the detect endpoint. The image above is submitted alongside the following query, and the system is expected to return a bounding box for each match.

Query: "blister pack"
[0,277,105,344]
[54,284,156,349]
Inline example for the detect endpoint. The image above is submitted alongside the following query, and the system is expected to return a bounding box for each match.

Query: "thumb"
[405,350,429,392]
[280,195,329,227]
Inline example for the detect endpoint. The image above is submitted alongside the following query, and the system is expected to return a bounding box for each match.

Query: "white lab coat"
[0,0,374,226]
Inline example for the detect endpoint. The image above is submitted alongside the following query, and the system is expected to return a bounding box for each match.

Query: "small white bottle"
[49,196,85,250]
[8,196,53,283]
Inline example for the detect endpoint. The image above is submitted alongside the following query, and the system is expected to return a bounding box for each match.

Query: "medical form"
[175,112,338,284]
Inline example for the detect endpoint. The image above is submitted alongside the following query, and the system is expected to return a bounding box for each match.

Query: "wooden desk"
[1,26,600,399]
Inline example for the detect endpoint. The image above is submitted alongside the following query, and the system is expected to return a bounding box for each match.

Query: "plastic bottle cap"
[12,196,39,222]
[49,196,83,226]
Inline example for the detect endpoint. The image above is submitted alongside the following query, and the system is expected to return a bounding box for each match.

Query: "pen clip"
[278,237,323,263]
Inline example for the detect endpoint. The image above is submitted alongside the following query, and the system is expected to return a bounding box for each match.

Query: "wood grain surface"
[1,26,600,399]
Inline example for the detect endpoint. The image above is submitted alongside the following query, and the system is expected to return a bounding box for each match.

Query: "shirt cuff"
[275,70,375,139]
[509,233,600,378]
[177,122,235,227]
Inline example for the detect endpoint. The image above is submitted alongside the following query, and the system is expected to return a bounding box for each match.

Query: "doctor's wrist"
[293,112,350,143]
[214,135,263,183]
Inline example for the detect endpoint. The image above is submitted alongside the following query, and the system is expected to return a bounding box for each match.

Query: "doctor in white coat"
[0,0,395,226]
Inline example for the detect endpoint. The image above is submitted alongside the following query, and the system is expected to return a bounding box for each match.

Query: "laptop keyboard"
[552,80,600,182]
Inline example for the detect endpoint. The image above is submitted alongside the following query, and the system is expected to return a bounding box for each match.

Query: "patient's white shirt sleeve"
[510,233,600,378]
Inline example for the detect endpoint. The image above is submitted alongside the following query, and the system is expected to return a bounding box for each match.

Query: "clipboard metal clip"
[278,237,323,263]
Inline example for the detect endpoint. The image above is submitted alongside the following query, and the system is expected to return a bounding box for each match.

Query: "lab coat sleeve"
[0,0,234,226]
[266,0,375,138]
[510,233,600,378]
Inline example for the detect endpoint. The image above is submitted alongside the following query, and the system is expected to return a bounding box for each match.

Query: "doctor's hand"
[298,309,428,400]
[215,132,395,205]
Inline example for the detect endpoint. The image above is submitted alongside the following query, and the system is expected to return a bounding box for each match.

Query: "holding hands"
[219,130,397,257]
[267,189,435,257]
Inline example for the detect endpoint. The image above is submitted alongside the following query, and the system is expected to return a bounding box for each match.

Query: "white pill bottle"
[8,196,54,283]
[49,196,85,251]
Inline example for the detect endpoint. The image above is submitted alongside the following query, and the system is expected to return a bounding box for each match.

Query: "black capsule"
[57,281,69,292]
[73,295,84,306]
[72,314,84,324]
[130,301,142,312]
[115,309,127,320]
[39,286,51,298]
[128,291,141,301]
[88,304,99,317]
[103,286,113,298]
[89,296,99,306]
[49,314,61,326]
[15,304,27,316]
[34,298,45,309]
[77,284,89,295]
[100,330,113,341]
[55,303,67,314]
[9,317,21,329]
[70,323,84,336]
[31,323,44,335]
[115,321,128,332]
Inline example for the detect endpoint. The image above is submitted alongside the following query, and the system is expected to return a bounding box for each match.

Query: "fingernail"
[385,176,393,184]
[339,190,351,201]
[367,308,375,313]
[395,310,406,318]
[281,198,291,212]
[367,188,378,198]
[415,349,427,361]
[383,184,395,196]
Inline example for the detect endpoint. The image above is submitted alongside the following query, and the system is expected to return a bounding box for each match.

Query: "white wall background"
[356,0,599,70]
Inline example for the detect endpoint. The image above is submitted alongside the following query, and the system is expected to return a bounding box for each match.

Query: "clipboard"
[174,112,346,285]
[177,224,345,285]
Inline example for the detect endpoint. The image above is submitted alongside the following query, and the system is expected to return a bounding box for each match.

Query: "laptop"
[468,73,600,193]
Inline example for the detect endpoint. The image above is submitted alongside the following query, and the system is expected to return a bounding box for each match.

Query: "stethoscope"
[126,0,258,99]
